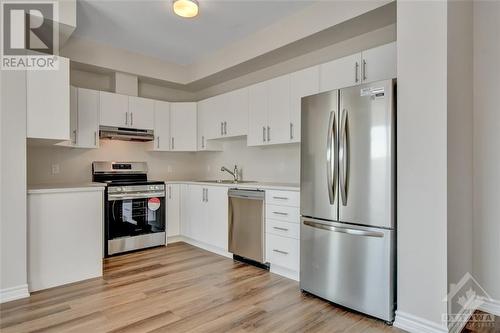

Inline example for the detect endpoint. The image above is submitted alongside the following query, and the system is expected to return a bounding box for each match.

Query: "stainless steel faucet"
[221,165,239,182]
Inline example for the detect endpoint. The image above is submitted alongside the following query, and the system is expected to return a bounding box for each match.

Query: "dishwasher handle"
[228,189,265,200]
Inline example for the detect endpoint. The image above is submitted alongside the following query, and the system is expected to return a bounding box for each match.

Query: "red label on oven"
[148,197,161,211]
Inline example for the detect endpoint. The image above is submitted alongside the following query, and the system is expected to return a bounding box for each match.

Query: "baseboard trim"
[270,264,299,281]
[167,235,183,244]
[479,298,500,316]
[0,284,30,304]
[177,236,232,259]
[394,311,448,333]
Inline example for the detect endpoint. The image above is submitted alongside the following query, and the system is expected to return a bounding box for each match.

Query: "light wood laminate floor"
[0,242,405,333]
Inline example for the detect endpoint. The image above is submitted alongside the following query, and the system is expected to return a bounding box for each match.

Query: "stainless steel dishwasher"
[228,188,266,265]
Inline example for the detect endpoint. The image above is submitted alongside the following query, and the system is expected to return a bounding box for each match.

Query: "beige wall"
[473,0,500,302]
[396,0,448,330]
[1,71,29,299]
[447,0,473,293]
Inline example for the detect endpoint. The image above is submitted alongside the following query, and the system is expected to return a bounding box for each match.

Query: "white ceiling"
[74,0,313,65]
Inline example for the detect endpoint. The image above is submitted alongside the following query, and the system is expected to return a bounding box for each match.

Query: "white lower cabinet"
[178,184,229,253]
[265,190,300,281]
[27,187,104,292]
[166,184,180,238]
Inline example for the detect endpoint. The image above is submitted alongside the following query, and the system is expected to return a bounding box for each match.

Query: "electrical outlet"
[51,164,60,175]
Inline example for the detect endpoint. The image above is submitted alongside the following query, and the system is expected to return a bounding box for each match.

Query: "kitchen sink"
[196,180,258,184]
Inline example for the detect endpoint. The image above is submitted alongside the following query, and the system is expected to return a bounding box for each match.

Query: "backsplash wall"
[27,137,300,185]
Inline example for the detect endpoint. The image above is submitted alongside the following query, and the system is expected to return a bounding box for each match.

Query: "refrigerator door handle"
[326,111,337,205]
[339,108,349,206]
[303,219,384,238]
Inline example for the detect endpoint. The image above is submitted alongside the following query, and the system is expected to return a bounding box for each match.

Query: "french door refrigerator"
[300,79,395,322]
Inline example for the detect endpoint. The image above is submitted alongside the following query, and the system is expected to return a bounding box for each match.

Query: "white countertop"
[28,182,106,194]
[165,180,300,192]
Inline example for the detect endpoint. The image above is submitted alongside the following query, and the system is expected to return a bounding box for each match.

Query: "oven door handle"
[108,191,165,201]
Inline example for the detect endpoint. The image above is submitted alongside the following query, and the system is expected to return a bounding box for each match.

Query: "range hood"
[99,126,154,142]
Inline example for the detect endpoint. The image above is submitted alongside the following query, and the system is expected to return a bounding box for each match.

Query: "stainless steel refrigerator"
[300,79,396,322]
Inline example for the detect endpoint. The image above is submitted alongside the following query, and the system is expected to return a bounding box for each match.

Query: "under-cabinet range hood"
[99,126,154,142]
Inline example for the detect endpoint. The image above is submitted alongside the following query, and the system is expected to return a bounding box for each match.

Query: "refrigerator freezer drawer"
[300,217,395,321]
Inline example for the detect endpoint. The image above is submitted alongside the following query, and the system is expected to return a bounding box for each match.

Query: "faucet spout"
[221,165,239,182]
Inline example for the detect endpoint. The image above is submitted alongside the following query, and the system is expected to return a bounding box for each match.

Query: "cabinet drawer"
[266,190,299,207]
[266,204,299,223]
[266,219,299,239]
[266,233,299,271]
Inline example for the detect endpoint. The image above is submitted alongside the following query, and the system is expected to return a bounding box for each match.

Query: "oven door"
[106,189,165,255]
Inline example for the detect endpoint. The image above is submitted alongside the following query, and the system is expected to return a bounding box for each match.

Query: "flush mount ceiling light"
[173,0,199,18]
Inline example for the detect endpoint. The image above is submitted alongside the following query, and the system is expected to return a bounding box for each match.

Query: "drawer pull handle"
[273,227,289,231]
[273,196,288,200]
[273,249,289,255]
[273,211,288,216]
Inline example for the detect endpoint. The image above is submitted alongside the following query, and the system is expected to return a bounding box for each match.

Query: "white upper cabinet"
[170,102,197,151]
[360,42,397,84]
[320,42,397,92]
[248,81,269,146]
[27,56,70,141]
[290,66,319,143]
[221,88,248,138]
[128,96,154,130]
[99,91,129,128]
[320,53,362,93]
[197,98,223,151]
[267,75,291,145]
[76,88,100,148]
[153,100,170,151]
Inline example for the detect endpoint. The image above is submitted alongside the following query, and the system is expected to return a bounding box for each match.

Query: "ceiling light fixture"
[172,0,199,18]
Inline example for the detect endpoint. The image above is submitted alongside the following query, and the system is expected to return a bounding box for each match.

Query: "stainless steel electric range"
[92,161,165,256]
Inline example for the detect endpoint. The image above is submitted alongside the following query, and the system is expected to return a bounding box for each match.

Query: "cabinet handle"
[273,227,289,232]
[202,135,205,149]
[94,131,97,146]
[73,130,77,144]
[224,121,227,135]
[168,186,172,199]
[362,59,367,81]
[263,126,266,142]
[221,122,224,136]
[205,188,208,202]
[272,196,288,200]
[157,136,160,149]
[130,112,133,126]
[267,126,270,142]
[273,249,289,255]
[171,137,174,150]
[273,211,288,216]
[125,112,128,125]
[355,62,359,83]
[290,123,293,140]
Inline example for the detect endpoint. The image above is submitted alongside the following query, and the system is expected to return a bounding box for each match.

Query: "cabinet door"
[153,100,170,151]
[77,88,100,148]
[180,184,192,238]
[69,86,78,145]
[128,96,154,130]
[361,42,397,84]
[319,53,362,92]
[170,102,197,151]
[99,91,129,128]
[267,74,291,145]
[206,186,229,251]
[222,88,248,137]
[290,66,319,143]
[188,185,206,242]
[197,99,223,151]
[247,81,268,146]
[167,184,180,237]
[27,56,70,140]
